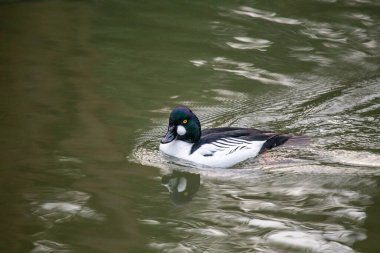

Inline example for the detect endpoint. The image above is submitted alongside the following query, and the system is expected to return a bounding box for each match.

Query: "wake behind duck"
[159,106,306,168]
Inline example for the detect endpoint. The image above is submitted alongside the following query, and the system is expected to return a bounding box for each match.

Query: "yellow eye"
[182,119,188,124]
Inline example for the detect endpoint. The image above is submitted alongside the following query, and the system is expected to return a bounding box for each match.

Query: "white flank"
[160,137,266,168]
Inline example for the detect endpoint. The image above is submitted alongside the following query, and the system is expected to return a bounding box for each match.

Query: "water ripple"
[301,22,348,44]
[127,2,380,253]
[233,6,302,25]
[266,231,355,253]
[192,57,294,86]
[31,240,71,253]
[28,189,104,228]
[290,52,333,67]
[226,37,272,51]
[141,172,373,252]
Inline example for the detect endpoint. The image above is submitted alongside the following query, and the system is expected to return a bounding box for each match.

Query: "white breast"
[159,140,193,159]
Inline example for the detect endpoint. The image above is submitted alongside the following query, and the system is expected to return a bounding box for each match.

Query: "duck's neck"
[192,114,201,142]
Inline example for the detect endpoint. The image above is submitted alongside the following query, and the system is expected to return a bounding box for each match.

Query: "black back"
[190,127,290,154]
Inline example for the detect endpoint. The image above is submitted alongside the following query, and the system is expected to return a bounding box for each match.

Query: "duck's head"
[161,106,201,144]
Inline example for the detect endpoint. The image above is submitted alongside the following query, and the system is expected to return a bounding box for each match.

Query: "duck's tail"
[259,135,310,154]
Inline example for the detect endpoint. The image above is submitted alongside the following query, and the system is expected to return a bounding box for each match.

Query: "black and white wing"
[191,128,291,157]
[193,137,267,157]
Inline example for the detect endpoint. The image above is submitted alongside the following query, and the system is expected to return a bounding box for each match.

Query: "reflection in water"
[146,167,376,252]
[162,170,200,204]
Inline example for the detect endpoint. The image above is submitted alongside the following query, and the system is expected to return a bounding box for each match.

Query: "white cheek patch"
[177,125,187,136]
[177,177,187,192]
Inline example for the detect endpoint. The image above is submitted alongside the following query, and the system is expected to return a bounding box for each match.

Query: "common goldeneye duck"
[159,106,300,168]
[161,170,200,204]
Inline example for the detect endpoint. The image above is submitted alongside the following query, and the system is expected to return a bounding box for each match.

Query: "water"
[0,0,379,252]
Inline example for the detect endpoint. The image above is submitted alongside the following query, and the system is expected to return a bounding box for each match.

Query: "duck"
[159,106,304,168]
[161,170,200,204]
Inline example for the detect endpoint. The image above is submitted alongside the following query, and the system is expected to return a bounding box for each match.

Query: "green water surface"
[1,0,380,252]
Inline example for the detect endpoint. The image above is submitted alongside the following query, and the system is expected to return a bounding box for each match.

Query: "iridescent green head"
[161,106,201,144]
